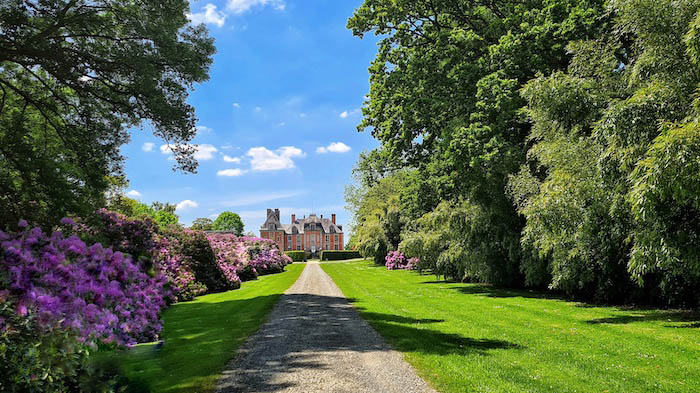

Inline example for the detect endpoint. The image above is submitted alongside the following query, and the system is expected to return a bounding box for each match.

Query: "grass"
[112,263,305,393]
[321,261,700,393]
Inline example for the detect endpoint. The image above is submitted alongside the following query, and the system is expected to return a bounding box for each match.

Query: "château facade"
[260,208,344,253]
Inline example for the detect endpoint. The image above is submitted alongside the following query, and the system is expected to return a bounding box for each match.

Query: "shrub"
[177,230,235,292]
[385,250,418,270]
[153,235,206,302]
[320,250,362,261]
[73,211,206,302]
[284,251,306,262]
[0,221,167,346]
[0,299,90,392]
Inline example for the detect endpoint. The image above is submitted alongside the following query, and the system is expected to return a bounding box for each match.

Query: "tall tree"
[511,0,700,305]
[349,0,606,285]
[0,0,215,229]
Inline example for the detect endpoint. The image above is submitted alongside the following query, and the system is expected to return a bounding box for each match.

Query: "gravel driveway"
[217,262,436,393]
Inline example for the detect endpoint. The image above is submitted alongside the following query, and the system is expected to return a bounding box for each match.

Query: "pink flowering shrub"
[207,234,291,282]
[385,250,419,270]
[153,235,207,302]
[0,221,167,346]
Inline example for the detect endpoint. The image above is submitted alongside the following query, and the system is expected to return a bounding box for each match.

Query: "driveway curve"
[217,261,436,393]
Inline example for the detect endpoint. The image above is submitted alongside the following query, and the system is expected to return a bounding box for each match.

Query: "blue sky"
[121,0,380,235]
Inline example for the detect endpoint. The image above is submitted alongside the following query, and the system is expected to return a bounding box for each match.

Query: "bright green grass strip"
[113,263,305,393]
[322,261,700,393]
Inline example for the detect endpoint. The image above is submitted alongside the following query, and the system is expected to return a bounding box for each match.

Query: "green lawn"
[322,261,700,393]
[113,263,305,393]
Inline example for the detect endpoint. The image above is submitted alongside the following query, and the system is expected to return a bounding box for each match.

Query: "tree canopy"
[213,212,244,235]
[348,0,700,307]
[0,0,215,229]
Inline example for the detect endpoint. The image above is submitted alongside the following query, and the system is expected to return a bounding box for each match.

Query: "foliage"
[399,200,521,283]
[319,250,362,261]
[107,196,180,230]
[0,0,215,230]
[350,0,700,306]
[323,261,700,393]
[348,0,607,288]
[169,229,231,293]
[510,0,700,305]
[191,217,215,231]
[0,298,91,393]
[284,250,307,262]
[213,212,244,235]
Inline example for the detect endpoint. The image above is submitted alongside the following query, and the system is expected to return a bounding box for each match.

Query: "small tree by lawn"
[213,212,244,235]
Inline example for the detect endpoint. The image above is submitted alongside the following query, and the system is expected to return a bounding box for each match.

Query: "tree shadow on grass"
[585,310,700,328]
[421,280,563,300]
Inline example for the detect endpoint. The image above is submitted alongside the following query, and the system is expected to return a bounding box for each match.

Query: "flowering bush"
[0,221,167,346]
[207,234,291,282]
[153,235,206,302]
[385,250,418,270]
[72,211,207,302]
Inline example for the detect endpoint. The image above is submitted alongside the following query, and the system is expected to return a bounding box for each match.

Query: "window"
[287,235,291,242]
[325,235,329,242]
[297,245,301,250]
[276,235,280,242]
[334,244,338,250]
[268,224,274,230]
[334,235,338,242]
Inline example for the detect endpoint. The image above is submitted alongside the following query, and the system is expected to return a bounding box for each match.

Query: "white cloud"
[217,168,247,177]
[187,4,226,27]
[339,108,360,119]
[254,106,262,113]
[223,155,241,163]
[317,142,351,154]
[222,190,306,207]
[126,190,142,198]
[221,144,234,150]
[276,122,286,127]
[142,142,155,152]
[196,125,213,134]
[160,144,218,160]
[233,102,240,108]
[227,0,285,14]
[176,200,199,211]
[247,146,305,171]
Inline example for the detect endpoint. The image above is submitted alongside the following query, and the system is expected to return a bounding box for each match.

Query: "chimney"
[332,214,336,224]
[266,208,272,218]
[291,214,296,223]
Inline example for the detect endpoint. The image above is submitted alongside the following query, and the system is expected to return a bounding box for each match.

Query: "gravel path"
[217,262,436,393]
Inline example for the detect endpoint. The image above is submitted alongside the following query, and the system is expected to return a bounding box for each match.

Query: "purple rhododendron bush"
[385,250,419,271]
[0,220,167,392]
[0,212,293,391]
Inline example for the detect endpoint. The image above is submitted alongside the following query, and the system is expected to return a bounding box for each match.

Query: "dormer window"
[268,224,274,230]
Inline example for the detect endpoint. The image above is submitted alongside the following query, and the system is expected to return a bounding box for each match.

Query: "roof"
[261,211,343,234]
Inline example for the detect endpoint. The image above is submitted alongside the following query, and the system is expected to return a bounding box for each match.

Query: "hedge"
[284,250,307,262]
[320,250,362,261]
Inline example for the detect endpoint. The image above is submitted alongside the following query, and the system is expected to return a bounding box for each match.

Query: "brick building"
[260,208,344,254]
